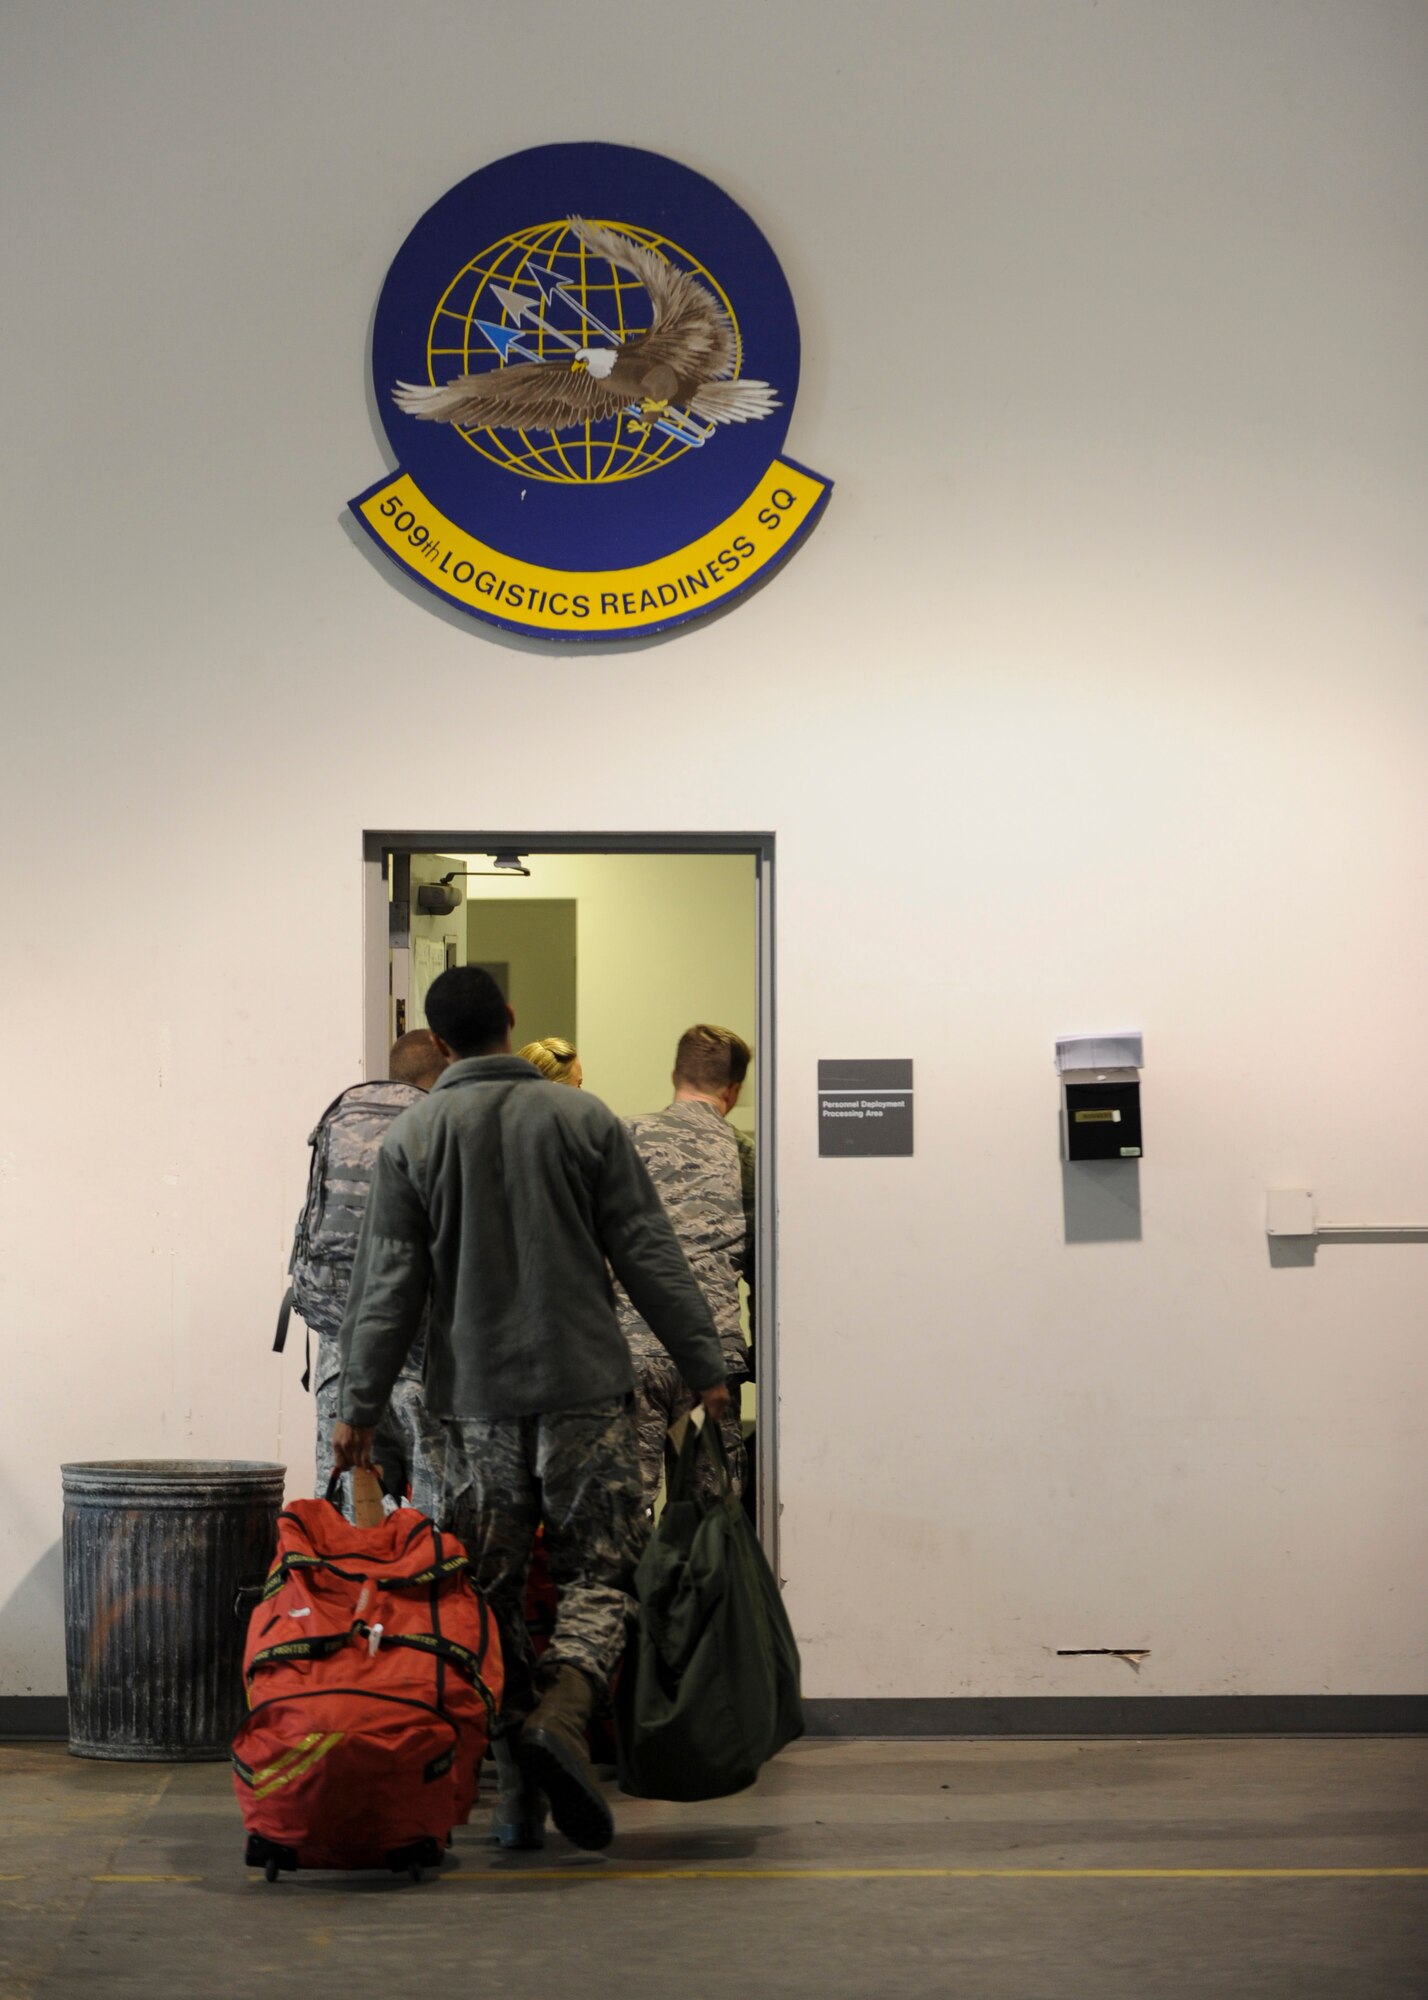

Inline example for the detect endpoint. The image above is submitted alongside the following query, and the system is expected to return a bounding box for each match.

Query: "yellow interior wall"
[454,849,759,1417]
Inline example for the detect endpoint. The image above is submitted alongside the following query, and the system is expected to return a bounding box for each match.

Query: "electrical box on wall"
[1056,1034,1144,1162]
[1063,1074,1142,1159]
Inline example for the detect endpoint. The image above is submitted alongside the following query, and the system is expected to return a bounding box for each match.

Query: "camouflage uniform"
[313,1336,433,1505]
[422,1395,640,1723]
[290,1081,431,1511]
[732,1125,757,1361]
[616,1101,754,1519]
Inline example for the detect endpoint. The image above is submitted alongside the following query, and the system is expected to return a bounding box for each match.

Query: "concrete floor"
[1,1737,1425,1999]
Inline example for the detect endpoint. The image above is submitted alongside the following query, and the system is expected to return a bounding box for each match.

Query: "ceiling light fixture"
[437,851,532,883]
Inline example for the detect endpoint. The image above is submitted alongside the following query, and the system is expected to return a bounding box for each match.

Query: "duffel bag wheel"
[388,1837,442,1880]
[264,1859,279,1883]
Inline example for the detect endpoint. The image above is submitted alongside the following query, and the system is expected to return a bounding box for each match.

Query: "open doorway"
[362,831,778,1569]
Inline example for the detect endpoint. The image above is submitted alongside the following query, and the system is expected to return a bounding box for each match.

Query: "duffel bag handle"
[351,1465,385,1527]
[324,1465,386,1526]
[696,1413,734,1495]
[667,1410,734,1506]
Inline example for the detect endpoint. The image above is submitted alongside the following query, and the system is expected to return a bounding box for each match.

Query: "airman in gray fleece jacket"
[337,1053,726,1423]
[332,969,730,1858]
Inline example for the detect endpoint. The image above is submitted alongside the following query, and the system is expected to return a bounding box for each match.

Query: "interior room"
[407,848,758,1134]
[399,842,764,1458]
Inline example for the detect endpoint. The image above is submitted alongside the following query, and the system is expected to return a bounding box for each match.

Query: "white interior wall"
[3,1,1426,1701]
[459,854,757,1127]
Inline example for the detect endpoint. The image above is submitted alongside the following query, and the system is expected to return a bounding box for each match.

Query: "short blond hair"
[518,1036,580,1085]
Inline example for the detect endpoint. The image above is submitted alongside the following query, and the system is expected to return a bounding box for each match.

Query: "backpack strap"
[260,1552,372,1600]
[271,1287,313,1392]
[245,1622,496,1728]
[247,1629,355,1675]
[358,1628,497,1729]
[376,1552,473,1591]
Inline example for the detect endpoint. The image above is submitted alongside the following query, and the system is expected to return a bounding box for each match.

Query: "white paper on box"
[1055,1033,1143,1075]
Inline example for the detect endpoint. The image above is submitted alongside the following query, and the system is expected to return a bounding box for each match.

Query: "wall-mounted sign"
[818,1060,914,1158]
[350,144,832,643]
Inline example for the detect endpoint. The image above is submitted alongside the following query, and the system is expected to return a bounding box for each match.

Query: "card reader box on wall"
[1055,1035,1143,1162]
[1063,1075,1142,1159]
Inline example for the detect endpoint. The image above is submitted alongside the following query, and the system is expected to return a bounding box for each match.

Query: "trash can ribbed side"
[61,1461,285,1761]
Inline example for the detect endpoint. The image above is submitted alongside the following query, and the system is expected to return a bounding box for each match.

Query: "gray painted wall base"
[803,1696,1428,1735]
[0,1698,69,1739]
[4,1693,1427,1742]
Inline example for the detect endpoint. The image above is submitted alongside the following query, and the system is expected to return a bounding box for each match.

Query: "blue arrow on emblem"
[474,319,529,362]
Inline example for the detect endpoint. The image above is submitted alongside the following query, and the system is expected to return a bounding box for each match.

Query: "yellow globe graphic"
[424,219,743,485]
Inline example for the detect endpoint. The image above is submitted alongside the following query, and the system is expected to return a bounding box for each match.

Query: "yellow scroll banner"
[356,459,828,636]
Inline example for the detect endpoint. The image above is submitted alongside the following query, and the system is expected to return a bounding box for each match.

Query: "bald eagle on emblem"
[393,217,778,440]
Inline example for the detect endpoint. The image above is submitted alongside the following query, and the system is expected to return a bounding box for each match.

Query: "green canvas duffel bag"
[616,1420,803,1801]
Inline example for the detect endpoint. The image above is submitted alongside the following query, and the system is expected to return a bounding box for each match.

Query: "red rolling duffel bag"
[232,1485,502,1880]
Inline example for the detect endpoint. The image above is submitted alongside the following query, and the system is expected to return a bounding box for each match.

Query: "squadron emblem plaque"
[351,143,831,642]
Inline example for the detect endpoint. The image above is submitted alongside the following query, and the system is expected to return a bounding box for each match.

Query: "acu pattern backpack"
[276,1082,419,1374]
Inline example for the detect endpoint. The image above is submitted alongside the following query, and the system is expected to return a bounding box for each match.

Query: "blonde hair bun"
[518,1037,580,1085]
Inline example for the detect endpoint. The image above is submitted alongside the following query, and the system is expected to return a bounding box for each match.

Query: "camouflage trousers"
[632,1350,747,1545]
[422,1394,640,1726]
[314,1333,426,1515]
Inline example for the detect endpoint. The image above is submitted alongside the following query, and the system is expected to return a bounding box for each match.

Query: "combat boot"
[515,1664,614,1851]
[490,1733,546,1850]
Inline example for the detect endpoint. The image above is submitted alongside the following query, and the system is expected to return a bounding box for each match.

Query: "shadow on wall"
[0,1537,64,1696]
[1062,1162,1142,1244]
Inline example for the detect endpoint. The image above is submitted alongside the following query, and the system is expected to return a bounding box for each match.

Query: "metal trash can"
[61,1459,285,1761]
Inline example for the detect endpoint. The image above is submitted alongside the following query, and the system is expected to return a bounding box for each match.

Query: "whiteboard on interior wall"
[413,938,446,1029]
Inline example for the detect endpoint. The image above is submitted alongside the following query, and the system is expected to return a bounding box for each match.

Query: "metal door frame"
[362,829,780,1574]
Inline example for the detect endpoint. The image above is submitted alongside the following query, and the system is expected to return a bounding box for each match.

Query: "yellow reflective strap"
[252,1732,323,1786]
[262,1553,327,1600]
[253,1731,343,1801]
